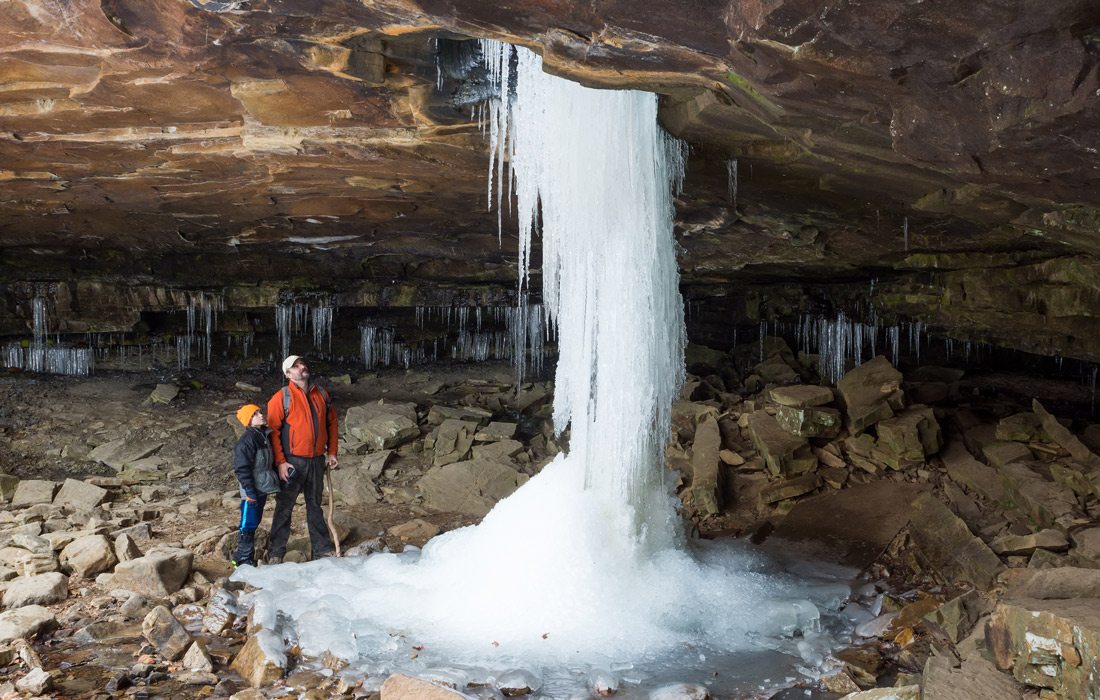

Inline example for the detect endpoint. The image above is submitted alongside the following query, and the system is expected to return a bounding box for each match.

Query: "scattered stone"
[2,572,68,609]
[836,356,905,434]
[998,462,1078,528]
[417,458,529,517]
[1033,399,1100,468]
[774,404,841,438]
[14,668,51,695]
[475,421,518,441]
[472,439,525,462]
[108,547,193,597]
[380,673,469,699]
[995,412,1044,443]
[87,438,165,472]
[0,473,18,502]
[142,605,191,661]
[990,529,1070,555]
[820,467,848,489]
[981,441,1032,469]
[114,533,143,562]
[202,588,239,634]
[231,631,286,688]
[1071,527,1100,564]
[942,441,1007,503]
[428,419,478,466]
[747,412,816,476]
[873,405,942,469]
[330,466,382,506]
[426,404,493,426]
[0,605,56,644]
[988,597,1100,698]
[59,534,117,578]
[908,492,1003,587]
[51,478,108,511]
[235,381,261,393]
[11,480,57,508]
[183,640,215,672]
[718,449,744,466]
[754,357,799,385]
[769,384,834,408]
[761,473,821,504]
[345,401,420,451]
[387,519,440,547]
[148,383,179,405]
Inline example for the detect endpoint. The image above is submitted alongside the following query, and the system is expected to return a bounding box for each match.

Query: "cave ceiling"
[1,0,1099,357]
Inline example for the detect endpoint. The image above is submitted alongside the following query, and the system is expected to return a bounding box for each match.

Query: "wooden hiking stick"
[324,468,342,557]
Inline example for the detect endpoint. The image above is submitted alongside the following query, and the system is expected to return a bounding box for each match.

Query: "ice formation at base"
[236,42,857,696]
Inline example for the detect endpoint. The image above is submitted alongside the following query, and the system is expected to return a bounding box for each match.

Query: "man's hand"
[277,462,292,482]
[326,454,339,470]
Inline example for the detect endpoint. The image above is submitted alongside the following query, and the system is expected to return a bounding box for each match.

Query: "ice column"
[481,40,686,548]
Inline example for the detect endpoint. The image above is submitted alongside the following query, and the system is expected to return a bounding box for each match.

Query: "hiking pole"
[324,468,342,557]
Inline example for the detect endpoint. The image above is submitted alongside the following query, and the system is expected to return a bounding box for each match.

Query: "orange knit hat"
[236,404,262,427]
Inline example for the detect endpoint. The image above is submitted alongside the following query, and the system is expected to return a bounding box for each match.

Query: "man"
[265,355,339,562]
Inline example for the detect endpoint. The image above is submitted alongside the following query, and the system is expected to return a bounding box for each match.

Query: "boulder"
[991,529,1070,555]
[474,422,518,441]
[183,641,215,672]
[908,492,1003,587]
[387,519,441,547]
[108,547,192,597]
[417,458,529,517]
[330,468,382,507]
[86,438,165,472]
[1072,527,1100,564]
[747,412,816,475]
[988,597,1100,698]
[770,384,834,408]
[59,535,117,578]
[427,419,478,467]
[380,673,470,699]
[52,479,108,512]
[231,631,286,687]
[0,473,18,501]
[942,441,1007,503]
[11,480,57,508]
[690,415,722,517]
[1033,399,1100,468]
[148,383,179,405]
[1001,567,1100,599]
[425,404,492,426]
[922,654,1025,700]
[836,356,904,434]
[873,405,941,469]
[774,404,841,438]
[15,668,52,695]
[0,605,56,643]
[981,441,1032,469]
[998,462,1079,528]
[753,358,799,385]
[344,401,419,451]
[995,412,1044,443]
[142,605,191,661]
[114,534,143,562]
[760,473,821,504]
[1,572,68,609]
[471,439,525,462]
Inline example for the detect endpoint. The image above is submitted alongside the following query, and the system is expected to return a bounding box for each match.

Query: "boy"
[232,403,280,567]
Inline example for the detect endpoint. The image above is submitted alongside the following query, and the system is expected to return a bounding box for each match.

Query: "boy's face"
[250,411,266,428]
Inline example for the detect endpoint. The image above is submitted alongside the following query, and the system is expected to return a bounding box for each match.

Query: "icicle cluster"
[275,293,335,360]
[1,294,93,376]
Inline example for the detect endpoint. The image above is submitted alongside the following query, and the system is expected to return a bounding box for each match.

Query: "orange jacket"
[266,382,338,463]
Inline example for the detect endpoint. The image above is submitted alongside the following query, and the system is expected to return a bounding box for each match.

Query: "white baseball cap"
[281,355,303,375]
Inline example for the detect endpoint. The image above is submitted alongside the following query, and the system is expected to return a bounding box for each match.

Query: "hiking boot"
[267,555,284,565]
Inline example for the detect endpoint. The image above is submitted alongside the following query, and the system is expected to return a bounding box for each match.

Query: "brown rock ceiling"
[0,0,1098,358]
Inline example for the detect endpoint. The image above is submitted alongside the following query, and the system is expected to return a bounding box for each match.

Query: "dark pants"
[233,494,267,566]
[268,455,334,559]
